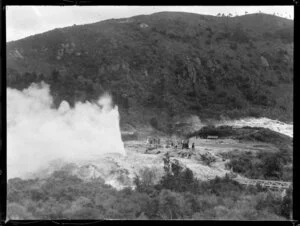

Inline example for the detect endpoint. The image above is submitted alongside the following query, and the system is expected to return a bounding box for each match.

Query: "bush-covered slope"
[7,12,293,129]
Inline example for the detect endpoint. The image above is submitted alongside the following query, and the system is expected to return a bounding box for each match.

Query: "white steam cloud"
[7,82,125,179]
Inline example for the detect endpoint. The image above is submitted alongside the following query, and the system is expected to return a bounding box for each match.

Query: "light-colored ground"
[120,137,282,183]
[30,137,282,190]
[122,139,246,181]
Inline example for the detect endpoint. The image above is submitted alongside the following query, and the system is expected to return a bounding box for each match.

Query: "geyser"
[7,82,125,179]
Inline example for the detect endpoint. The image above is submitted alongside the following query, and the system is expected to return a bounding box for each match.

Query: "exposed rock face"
[8,49,24,59]
[261,56,269,67]
[144,69,148,77]
[15,50,24,59]
[139,23,149,28]
[186,57,197,84]
[195,57,202,67]
[283,54,290,63]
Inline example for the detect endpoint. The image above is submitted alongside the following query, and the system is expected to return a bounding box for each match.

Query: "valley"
[6,10,293,220]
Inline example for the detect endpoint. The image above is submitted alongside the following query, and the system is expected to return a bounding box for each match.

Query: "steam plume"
[7,82,125,179]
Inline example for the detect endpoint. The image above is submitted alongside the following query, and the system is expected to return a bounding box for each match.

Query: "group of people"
[147,137,195,150]
[146,137,161,145]
[168,140,195,150]
[181,140,195,150]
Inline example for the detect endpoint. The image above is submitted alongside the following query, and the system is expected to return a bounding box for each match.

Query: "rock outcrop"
[261,56,270,67]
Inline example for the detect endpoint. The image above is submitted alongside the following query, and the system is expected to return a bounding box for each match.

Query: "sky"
[6,6,294,42]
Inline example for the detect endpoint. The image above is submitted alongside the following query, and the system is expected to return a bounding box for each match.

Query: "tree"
[50,69,60,84]
[159,154,200,193]
[157,190,184,219]
[7,203,34,220]
[262,154,283,179]
[280,187,293,219]
[134,167,157,193]
[201,153,216,166]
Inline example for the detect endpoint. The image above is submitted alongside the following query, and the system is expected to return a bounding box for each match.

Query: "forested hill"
[7,12,293,130]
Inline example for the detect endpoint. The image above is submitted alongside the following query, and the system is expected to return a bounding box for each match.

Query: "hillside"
[6,12,293,131]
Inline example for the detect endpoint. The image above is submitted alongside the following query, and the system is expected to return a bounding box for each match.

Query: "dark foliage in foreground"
[7,155,292,220]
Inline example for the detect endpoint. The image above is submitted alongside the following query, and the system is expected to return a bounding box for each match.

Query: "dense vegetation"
[222,148,292,181]
[7,154,292,220]
[7,12,293,130]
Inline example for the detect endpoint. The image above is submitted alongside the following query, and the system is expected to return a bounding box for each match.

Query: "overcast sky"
[6,6,294,42]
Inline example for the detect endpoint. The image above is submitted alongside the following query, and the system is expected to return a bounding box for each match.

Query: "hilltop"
[7,12,293,132]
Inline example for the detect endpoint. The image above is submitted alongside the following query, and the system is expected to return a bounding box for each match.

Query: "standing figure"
[183,139,189,149]
[192,142,195,150]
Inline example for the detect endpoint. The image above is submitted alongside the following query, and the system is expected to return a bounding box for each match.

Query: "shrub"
[205,40,211,45]
[280,187,293,219]
[134,167,158,193]
[261,153,283,180]
[158,154,201,193]
[247,108,261,118]
[231,25,250,43]
[200,154,217,166]
[225,146,292,181]
[230,42,237,50]
[215,32,230,42]
[7,203,34,220]
[149,117,159,129]
[157,189,185,219]
[275,28,293,44]
[206,27,213,33]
